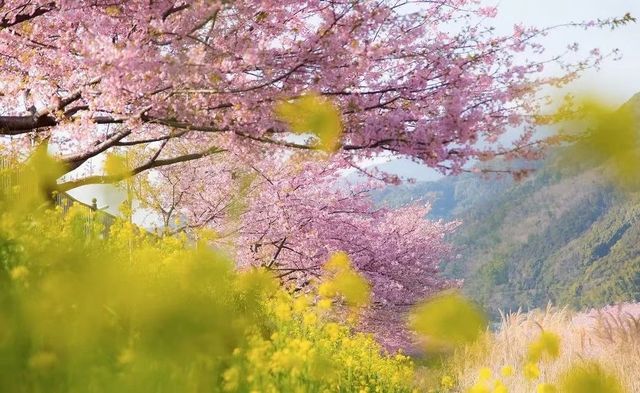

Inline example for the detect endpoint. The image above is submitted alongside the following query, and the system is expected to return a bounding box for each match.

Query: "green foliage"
[476,257,509,287]
[222,295,414,392]
[377,143,640,316]
[0,154,416,393]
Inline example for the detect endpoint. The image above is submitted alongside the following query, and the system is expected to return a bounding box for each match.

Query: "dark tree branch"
[0,77,101,135]
[56,145,227,191]
[0,115,58,133]
[115,130,188,146]
[161,3,190,21]
[143,116,227,133]
[61,128,133,169]
[266,237,287,269]
[0,2,56,29]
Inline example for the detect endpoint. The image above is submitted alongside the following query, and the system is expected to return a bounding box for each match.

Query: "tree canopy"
[0,0,627,350]
[0,0,614,190]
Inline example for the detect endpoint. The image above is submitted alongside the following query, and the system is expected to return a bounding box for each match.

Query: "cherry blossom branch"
[0,77,101,134]
[0,1,55,29]
[61,127,132,169]
[56,145,227,191]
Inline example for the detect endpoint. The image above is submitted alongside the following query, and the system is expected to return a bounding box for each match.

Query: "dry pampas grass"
[438,303,640,393]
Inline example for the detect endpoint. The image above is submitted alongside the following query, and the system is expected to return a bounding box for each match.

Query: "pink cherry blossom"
[0,0,616,350]
[137,154,459,349]
[0,0,608,187]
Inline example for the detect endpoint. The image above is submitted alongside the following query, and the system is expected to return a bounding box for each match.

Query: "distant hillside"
[371,162,519,220]
[376,150,640,315]
[374,98,640,316]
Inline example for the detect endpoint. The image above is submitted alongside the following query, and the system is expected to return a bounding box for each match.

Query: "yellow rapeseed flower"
[478,367,492,381]
[441,375,455,390]
[468,382,491,393]
[559,362,625,393]
[493,380,508,393]
[318,282,337,298]
[524,362,541,380]
[332,270,370,307]
[325,251,351,272]
[501,366,514,377]
[275,93,343,152]
[410,292,487,348]
[527,331,561,362]
[325,323,341,340]
[274,302,292,321]
[223,366,240,391]
[318,298,333,310]
[537,383,557,393]
[9,265,29,281]
[303,311,318,327]
[293,295,311,313]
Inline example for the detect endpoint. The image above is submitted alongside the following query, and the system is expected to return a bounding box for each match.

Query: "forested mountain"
[374,145,640,317]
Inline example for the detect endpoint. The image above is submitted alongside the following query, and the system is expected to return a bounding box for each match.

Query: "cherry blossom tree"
[0,0,630,350]
[0,0,624,191]
[136,154,459,349]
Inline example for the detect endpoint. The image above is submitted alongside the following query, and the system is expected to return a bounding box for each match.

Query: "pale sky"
[496,0,640,104]
[360,0,640,181]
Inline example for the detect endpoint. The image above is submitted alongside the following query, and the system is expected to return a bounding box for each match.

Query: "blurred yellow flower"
[500,365,514,377]
[441,375,455,389]
[223,366,240,392]
[553,96,640,191]
[333,270,370,307]
[293,295,311,313]
[28,351,57,370]
[493,380,508,393]
[468,382,491,393]
[410,292,487,348]
[479,367,493,381]
[275,93,343,152]
[537,383,557,393]
[524,362,541,380]
[559,362,625,393]
[320,252,370,307]
[317,298,333,310]
[324,323,341,340]
[274,302,292,321]
[325,251,351,272]
[303,312,318,327]
[318,282,337,298]
[104,152,131,178]
[9,265,29,281]
[528,331,561,362]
